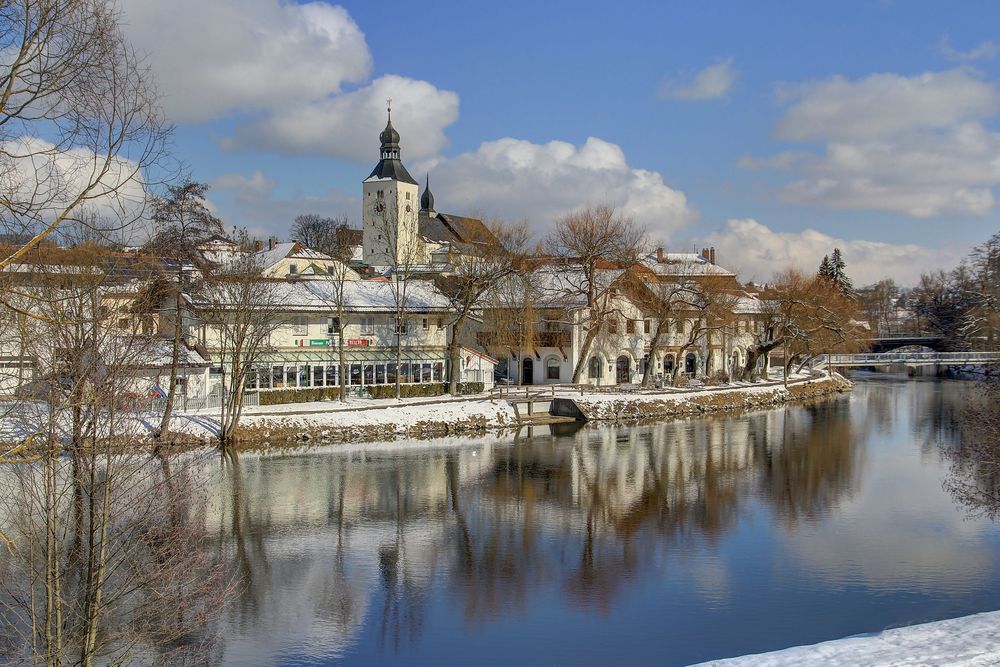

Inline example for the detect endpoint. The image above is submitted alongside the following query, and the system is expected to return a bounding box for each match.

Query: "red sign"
[347,339,371,347]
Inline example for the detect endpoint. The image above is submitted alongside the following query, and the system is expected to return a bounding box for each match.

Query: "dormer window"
[289,264,298,275]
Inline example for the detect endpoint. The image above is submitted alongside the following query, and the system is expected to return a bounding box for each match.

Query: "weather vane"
[386,97,392,118]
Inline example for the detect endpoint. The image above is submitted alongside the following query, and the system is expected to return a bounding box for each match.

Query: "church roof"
[418,210,498,247]
[365,159,417,185]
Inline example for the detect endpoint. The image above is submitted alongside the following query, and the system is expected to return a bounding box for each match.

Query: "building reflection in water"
[199,384,980,666]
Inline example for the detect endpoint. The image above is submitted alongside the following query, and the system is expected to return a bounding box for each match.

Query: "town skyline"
[116,0,1000,286]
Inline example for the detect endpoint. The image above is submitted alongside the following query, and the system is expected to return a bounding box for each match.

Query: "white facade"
[362,178,422,267]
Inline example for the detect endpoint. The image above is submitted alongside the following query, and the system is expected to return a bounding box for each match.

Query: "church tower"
[362,104,422,267]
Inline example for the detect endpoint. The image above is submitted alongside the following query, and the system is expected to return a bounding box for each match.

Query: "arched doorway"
[522,357,534,385]
[616,355,631,384]
[663,354,675,376]
[731,351,740,373]
[684,352,697,376]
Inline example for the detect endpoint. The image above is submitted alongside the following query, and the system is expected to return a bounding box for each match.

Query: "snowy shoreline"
[156,373,850,448]
[698,609,1000,666]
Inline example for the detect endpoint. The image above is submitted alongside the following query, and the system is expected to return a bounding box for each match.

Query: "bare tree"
[435,221,530,395]
[0,250,231,665]
[542,206,647,383]
[198,230,284,451]
[145,180,224,440]
[667,276,738,385]
[299,215,357,402]
[0,0,168,273]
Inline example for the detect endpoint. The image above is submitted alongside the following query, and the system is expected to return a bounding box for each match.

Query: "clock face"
[405,203,412,213]
[374,201,386,213]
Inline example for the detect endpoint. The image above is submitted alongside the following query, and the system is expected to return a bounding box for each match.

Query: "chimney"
[656,247,664,263]
[268,236,278,251]
[701,247,710,261]
[709,247,716,264]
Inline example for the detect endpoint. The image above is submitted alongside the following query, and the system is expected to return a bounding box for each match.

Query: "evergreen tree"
[818,248,855,297]
[818,255,832,280]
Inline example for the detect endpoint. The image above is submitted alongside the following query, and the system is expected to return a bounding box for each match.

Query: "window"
[405,191,411,200]
[433,361,443,381]
[312,366,324,387]
[589,356,602,379]
[361,316,375,335]
[292,316,308,336]
[625,319,635,334]
[644,319,651,334]
[422,317,428,330]
[326,366,338,386]
[394,317,408,335]
[328,317,340,335]
[437,318,444,329]
[546,358,560,380]
[608,319,618,334]
[289,264,298,275]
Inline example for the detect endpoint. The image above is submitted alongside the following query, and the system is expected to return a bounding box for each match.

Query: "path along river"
[202,378,999,666]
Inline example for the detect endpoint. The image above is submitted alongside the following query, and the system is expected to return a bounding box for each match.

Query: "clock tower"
[362,104,422,267]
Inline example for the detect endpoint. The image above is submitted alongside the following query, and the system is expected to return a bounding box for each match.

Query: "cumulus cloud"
[120,1,458,162]
[702,218,960,286]
[120,0,372,123]
[224,75,459,161]
[415,136,695,238]
[0,136,147,229]
[659,58,736,101]
[748,69,1000,218]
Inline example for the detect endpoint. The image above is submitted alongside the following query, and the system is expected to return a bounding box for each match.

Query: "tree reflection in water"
[201,393,883,663]
[945,374,1000,518]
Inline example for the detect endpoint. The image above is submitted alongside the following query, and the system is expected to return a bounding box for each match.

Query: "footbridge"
[817,351,1000,368]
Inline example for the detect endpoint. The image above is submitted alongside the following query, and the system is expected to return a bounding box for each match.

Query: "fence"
[151,391,259,414]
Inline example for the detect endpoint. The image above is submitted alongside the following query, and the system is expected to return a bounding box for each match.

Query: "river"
[202,378,999,666]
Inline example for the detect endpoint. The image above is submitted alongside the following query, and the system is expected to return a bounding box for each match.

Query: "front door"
[522,357,534,385]
[616,355,630,384]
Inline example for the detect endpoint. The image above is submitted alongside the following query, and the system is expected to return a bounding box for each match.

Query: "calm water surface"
[204,379,999,665]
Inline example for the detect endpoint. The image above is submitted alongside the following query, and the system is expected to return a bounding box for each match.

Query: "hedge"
[256,381,488,405]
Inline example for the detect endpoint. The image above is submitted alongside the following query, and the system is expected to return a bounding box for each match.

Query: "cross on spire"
[386,97,392,119]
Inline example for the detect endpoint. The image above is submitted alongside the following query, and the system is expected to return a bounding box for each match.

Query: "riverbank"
[701,609,1000,666]
[151,372,850,448]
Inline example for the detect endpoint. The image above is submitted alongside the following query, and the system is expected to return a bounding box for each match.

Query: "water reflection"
[202,380,996,666]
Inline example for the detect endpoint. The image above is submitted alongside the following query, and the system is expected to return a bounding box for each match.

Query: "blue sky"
[120,0,1000,284]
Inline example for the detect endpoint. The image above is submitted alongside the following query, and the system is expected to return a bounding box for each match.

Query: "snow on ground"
[699,610,1000,666]
[238,397,516,432]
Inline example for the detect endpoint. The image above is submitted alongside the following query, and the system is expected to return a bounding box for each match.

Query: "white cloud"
[659,58,736,101]
[120,0,372,123]
[749,70,1000,218]
[224,75,459,161]
[0,136,147,229]
[415,136,695,238]
[774,70,998,142]
[939,35,999,63]
[703,218,960,286]
[120,1,458,162]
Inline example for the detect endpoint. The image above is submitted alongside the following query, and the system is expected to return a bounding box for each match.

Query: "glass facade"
[241,359,452,391]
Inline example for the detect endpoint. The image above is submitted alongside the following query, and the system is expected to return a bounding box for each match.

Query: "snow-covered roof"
[642,253,736,277]
[196,278,452,313]
[132,338,211,369]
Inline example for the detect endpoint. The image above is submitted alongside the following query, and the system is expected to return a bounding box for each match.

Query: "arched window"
[589,356,602,379]
[663,354,675,375]
[546,357,561,381]
[685,352,697,376]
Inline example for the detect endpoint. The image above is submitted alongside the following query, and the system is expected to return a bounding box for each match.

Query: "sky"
[117,0,1000,286]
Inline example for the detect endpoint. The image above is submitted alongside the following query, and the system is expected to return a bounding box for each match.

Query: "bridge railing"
[818,351,1000,367]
